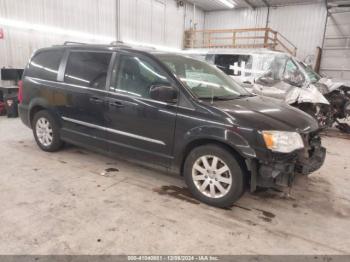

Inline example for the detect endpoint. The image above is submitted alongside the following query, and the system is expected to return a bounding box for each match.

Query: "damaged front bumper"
[250,133,326,191]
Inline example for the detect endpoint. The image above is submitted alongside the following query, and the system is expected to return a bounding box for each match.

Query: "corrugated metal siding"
[186,0,237,11]
[248,0,324,8]
[1,0,329,71]
[204,8,268,30]
[204,3,327,61]
[188,0,325,10]
[269,3,327,61]
[0,0,201,71]
[0,0,116,69]
[321,9,350,80]
[204,8,268,48]
[165,0,186,47]
[185,2,205,30]
[119,0,198,49]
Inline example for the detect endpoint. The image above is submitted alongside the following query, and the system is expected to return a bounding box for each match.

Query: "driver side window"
[110,54,171,98]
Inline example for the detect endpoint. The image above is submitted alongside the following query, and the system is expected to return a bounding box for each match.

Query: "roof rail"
[110,41,133,48]
[111,40,157,51]
[63,41,88,46]
[110,40,124,45]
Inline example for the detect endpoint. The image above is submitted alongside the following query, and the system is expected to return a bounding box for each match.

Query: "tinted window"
[65,51,112,90]
[214,55,251,76]
[27,50,63,81]
[110,54,171,98]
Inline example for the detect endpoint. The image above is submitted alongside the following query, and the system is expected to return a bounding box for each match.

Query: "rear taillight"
[18,80,23,104]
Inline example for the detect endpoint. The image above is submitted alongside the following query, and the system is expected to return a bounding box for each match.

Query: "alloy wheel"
[36,117,53,147]
[192,155,232,198]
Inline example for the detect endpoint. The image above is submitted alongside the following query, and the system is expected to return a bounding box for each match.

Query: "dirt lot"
[0,117,349,254]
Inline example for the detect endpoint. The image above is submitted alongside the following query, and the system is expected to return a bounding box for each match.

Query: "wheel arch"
[29,99,60,128]
[179,138,249,178]
[29,105,46,127]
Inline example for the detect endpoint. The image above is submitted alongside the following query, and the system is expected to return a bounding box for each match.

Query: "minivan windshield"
[155,54,251,100]
[299,62,321,83]
[251,54,289,80]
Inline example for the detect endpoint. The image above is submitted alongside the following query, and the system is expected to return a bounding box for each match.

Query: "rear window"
[64,51,112,90]
[27,49,64,81]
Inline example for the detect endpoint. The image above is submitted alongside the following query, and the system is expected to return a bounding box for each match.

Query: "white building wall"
[321,8,350,80]
[204,8,268,30]
[0,0,116,69]
[269,3,327,61]
[185,2,205,30]
[204,3,327,61]
[119,0,186,49]
[0,0,203,73]
[0,0,327,69]
[119,0,204,49]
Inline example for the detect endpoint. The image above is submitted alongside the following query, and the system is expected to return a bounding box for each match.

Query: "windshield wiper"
[198,96,239,101]
[235,94,255,99]
[199,94,255,101]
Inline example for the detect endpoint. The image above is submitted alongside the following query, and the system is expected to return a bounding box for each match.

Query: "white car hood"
[285,85,330,105]
[318,77,350,93]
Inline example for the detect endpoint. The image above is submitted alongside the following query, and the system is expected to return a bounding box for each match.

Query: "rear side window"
[214,54,252,77]
[64,51,112,90]
[27,50,64,81]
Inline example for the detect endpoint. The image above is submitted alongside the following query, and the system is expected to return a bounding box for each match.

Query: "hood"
[211,96,319,133]
[286,85,330,105]
[247,80,329,105]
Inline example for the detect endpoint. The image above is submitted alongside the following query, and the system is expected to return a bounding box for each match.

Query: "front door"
[105,52,178,167]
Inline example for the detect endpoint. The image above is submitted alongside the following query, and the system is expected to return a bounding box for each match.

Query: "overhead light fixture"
[217,0,236,8]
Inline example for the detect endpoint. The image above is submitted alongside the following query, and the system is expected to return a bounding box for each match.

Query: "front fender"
[183,125,257,159]
[170,124,258,174]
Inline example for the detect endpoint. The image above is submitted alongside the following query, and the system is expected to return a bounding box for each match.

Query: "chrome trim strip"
[61,116,166,146]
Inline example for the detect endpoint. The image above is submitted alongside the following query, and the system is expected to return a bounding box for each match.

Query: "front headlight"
[262,131,304,153]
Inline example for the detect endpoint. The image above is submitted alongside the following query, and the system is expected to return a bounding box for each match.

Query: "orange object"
[262,132,275,149]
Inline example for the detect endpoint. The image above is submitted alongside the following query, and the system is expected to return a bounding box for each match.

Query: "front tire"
[32,110,63,152]
[184,144,245,208]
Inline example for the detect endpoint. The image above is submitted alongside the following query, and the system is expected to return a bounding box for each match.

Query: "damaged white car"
[189,49,350,132]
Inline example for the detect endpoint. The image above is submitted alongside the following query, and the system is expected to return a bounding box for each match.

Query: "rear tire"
[184,144,245,208]
[32,110,63,152]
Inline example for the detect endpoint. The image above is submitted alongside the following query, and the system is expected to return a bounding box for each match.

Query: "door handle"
[109,100,125,108]
[89,97,104,104]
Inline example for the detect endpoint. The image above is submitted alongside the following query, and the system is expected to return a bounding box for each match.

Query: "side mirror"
[149,85,178,104]
[284,70,305,87]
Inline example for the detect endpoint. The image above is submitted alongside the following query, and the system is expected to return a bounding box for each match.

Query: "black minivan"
[19,43,326,207]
